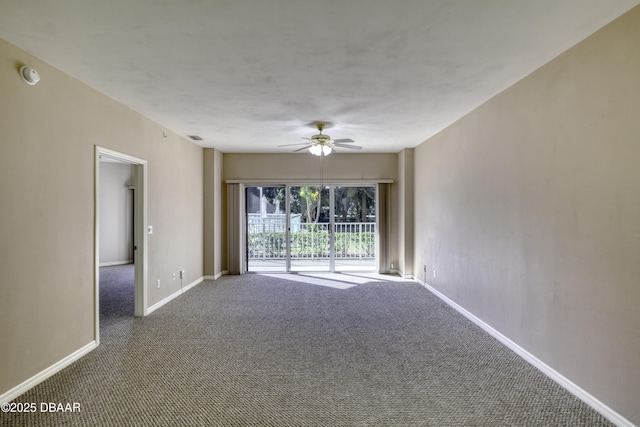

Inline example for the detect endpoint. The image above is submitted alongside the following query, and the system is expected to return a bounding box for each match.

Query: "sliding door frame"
[238,180,389,273]
[285,185,291,272]
[287,184,332,273]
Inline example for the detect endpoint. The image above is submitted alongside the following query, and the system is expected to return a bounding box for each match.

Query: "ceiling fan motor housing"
[311,133,331,144]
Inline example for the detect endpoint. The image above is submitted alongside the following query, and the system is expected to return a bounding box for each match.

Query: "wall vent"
[187,135,203,141]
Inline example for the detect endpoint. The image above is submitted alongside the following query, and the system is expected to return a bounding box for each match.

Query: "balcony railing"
[248,222,375,260]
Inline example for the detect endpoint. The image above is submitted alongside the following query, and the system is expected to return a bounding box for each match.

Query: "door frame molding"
[94,146,148,345]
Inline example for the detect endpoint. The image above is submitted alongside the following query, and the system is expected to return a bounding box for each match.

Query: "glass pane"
[246,186,287,272]
[334,186,376,272]
[289,185,330,272]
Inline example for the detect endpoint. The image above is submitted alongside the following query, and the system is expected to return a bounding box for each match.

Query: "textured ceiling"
[1,0,638,153]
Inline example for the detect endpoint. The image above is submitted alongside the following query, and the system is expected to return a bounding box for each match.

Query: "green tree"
[299,186,321,223]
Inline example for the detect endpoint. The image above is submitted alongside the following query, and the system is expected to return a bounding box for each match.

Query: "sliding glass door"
[246,184,376,273]
[289,185,331,272]
[333,186,377,271]
[246,186,286,272]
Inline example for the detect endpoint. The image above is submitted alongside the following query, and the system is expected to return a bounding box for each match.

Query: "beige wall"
[414,6,640,424]
[99,162,134,265]
[396,149,415,278]
[0,38,203,396]
[223,153,397,182]
[203,148,224,277]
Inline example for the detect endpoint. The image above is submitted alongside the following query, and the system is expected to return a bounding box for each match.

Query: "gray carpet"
[99,263,135,320]
[1,269,612,426]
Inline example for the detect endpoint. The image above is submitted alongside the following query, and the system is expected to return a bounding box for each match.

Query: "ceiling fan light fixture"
[308,144,322,156]
[279,122,359,155]
[308,144,332,156]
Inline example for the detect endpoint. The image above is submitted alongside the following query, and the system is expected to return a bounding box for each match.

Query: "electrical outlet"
[156,279,160,289]
[423,265,427,273]
[180,270,185,279]
[172,272,176,280]
[433,270,437,279]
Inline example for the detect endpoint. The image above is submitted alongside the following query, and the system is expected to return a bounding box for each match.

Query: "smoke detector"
[19,65,40,85]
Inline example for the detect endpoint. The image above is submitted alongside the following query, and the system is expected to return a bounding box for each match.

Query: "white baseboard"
[99,260,133,267]
[147,276,205,315]
[0,341,97,404]
[203,270,226,281]
[416,278,633,427]
[181,277,203,293]
[389,269,414,280]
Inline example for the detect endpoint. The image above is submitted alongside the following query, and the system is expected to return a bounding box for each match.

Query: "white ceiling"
[1,0,638,153]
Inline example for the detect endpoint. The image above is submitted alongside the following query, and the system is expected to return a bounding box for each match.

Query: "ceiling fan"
[278,123,362,156]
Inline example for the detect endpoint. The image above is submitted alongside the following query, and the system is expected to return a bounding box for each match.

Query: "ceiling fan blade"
[332,138,355,143]
[278,142,311,147]
[293,145,313,152]
[334,144,362,150]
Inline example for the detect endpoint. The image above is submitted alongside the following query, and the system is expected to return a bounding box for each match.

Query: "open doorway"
[98,159,134,319]
[94,146,147,345]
